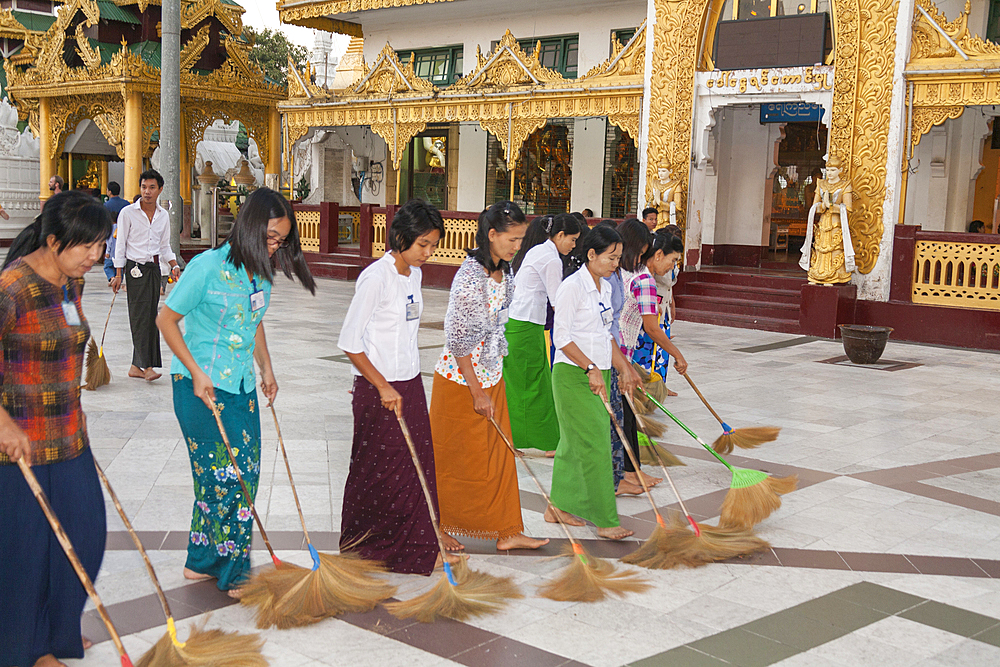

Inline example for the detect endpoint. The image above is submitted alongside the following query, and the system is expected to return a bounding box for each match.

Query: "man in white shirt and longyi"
[110,169,180,382]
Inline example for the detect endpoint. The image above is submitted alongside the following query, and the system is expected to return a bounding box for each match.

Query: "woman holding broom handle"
[547,225,642,540]
[0,191,112,667]
[505,213,582,455]
[430,201,548,552]
[338,200,457,572]
[157,188,316,597]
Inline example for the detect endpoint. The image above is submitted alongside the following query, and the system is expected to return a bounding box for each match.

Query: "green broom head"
[136,619,267,667]
[720,472,798,529]
[241,545,396,629]
[385,557,522,623]
[637,432,684,467]
[539,543,651,602]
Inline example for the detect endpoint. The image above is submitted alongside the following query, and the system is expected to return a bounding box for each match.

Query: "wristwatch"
[584,363,597,373]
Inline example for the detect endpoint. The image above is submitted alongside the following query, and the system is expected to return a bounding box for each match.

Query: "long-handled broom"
[620,393,769,568]
[16,457,134,667]
[385,413,522,622]
[642,390,797,529]
[84,291,117,390]
[239,405,396,628]
[92,459,267,666]
[681,372,780,455]
[489,417,650,601]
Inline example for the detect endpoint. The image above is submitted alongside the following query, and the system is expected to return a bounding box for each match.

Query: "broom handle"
[93,459,186,648]
[680,372,726,427]
[600,399,665,528]
[269,404,312,547]
[208,399,280,566]
[624,392,700,537]
[488,417,583,549]
[99,291,117,350]
[642,390,735,472]
[17,458,134,667]
[395,414,454,563]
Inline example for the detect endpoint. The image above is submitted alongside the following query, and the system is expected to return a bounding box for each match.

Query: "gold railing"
[371,213,476,266]
[297,209,322,253]
[912,240,1000,310]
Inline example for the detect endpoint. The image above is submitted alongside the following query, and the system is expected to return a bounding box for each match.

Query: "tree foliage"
[245,27,308,86]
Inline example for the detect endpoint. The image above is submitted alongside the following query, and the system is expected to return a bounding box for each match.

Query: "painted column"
[38,97,53,201]
[161,0,182,259]
[266,107,281,190]
[861,0,915,301]
[100,160,109,194]
[124,90,143,201]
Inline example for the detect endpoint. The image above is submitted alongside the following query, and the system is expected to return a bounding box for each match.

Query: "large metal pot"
[839,325,893,364]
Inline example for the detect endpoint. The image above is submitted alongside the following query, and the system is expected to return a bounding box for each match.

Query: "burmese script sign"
[698,65,834,96]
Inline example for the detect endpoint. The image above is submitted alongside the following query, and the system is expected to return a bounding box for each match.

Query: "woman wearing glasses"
[157,188,315,597]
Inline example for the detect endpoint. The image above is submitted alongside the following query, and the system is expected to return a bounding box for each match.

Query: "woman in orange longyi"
[429,202,549,552]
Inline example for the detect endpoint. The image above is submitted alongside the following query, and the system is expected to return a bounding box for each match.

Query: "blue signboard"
[760,102,823,123]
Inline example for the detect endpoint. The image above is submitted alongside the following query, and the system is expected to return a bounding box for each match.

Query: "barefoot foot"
[183,567,213,581]
[442,532,465,552]
[497,533,550,551]
[82,636,92,650]
[227,588,243,600]
[127,365,145,379]
[33,655,67,667]
[544,505,585,527]
[624,470,662,488]
[544,450,556,458]
[144,368,162,382]
[597,526,634,540]
[615,480,644,496]
[665,388,678,397]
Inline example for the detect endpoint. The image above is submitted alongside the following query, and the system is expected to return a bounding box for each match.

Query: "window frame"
[395,44,464,86]
[515,34,580,79]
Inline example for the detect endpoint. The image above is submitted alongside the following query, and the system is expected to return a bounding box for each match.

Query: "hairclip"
[544,216,553,233]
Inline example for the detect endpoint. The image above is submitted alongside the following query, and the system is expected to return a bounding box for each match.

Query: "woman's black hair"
[579,224,622,266]
[511,212,583,273]
[226,187,317,294]
[642,228,685,266]
[388,199,445,253]
[466,200,527,274]
[3,190,113,271]
[616,218,651,272]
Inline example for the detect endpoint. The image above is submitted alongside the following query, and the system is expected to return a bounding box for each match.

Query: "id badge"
[62,301,81,326]
[250,290,266,312]
[600,303,613,327]
[497,307,509,326]
[405,301,419,321]
[130,264,143,279]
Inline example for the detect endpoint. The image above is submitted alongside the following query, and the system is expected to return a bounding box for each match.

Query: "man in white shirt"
[110,169,180,381]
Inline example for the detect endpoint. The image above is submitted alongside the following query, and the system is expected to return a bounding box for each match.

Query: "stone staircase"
[303,247,373,280]
[674,267,807,334]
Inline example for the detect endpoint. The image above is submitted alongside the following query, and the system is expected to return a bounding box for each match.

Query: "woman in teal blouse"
[157,188,315,595]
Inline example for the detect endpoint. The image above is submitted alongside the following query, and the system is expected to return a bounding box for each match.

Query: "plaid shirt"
[619,269,660,357]
[0,259,90,465]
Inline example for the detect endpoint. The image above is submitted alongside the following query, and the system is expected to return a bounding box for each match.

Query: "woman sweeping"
[338,200,455,572]
[633,224,683,396]
[157,188,316,597]
[0,191,112,667]
[547,225,641,540]
[430,201,548,552]
[505,213,582,454]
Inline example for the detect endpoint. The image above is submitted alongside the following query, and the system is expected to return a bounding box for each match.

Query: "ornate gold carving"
[354,44,437,95]
[452,30,565,89]
[184,103,271,167]
[141,95,160,158]
[911,0,1000,61]
[75,23,102,69]
[278,0,455,24]
[579,20,646,82]
[48,93,124,159]
[224,33,264,81]
[912,239,1000,310]
[92,113,125,158]
[180,24,212,71]
[370,118,427,170]
[608,113,639,142]
[0,8,29,40]
[911,105,965,151]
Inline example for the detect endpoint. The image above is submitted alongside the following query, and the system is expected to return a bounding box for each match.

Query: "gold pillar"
[67,152,74,190]
[58,155,69,182]
[100,160,109,194]
[179,115,191,204]
[124,90,143,201]
[267,107,280,183]
[38,97,53,201]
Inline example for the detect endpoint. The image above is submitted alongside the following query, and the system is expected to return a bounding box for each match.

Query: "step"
[686,270,807,292]
[304,251,372,267]
[674,308,802,334]
[306,261,365,280]
[682,281,801,305]
[675,294,800,320]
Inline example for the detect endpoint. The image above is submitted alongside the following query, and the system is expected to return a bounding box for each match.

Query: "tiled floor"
[54,267,1000,666]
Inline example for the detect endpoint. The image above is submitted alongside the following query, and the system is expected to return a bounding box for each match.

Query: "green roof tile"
[97,1,141,25]
[11,10,57,32]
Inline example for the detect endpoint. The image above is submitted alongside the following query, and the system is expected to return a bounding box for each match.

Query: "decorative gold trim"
[354,44,436,95]
[180,24,212,72]
[579,20,646,83]
[911,105,965,151]
[910,0,1000,62]
[452,30,565,89]
[278,0,455,24]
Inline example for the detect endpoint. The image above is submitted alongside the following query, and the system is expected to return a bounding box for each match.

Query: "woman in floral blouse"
[157,188,315,596]
[429,202,548,551]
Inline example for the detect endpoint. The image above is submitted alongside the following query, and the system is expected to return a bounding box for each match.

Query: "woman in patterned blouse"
[429,202,549,552]
[0,191,112,667]
[157,188,315,597]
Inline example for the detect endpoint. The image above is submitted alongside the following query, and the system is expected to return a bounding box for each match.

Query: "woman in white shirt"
[547,225,642,540]
[504,213,582,454]
[337,200,449,575]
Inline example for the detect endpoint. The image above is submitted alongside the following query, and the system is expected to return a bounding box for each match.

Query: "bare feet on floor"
[183,567,213,581]
[544,505,585,527]
[597,526,634,540]
[33,656,66,667]
[128,365,145,379]
[81,636,92,650]
[544,450,556,458]
[665,388,678,397]
[442,533,465,551]
[227,588,243,599]
[615,480,644,496]
[144,367,162,382]
[624,470,662,488]
[497,533,550,550]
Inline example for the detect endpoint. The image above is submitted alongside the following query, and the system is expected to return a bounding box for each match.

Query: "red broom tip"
[571,543,584,555]
[271,555,282,567]
[121,656,134,667]
[656,515,666,529]
[687,515,702,537]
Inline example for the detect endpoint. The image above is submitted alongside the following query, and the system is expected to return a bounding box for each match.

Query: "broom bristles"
[622,515,770,570]
[539,544,650,602]
[634,412,665,439]
[84,338,111,391]
[136,622,267,667]
[712,426,781,455]
[637,434,684,467]
[240,550,396,629]
[720,474,798,529]
[385,558,522,623]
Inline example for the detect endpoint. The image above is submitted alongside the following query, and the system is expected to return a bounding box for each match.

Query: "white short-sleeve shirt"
[338,252,423,382]
[510,239,563,325]
[552,266,614,370]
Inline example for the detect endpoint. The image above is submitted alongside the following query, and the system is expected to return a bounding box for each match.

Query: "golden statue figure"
[423,136,446,169]
[650,165,683,227]
[799,155,855,285]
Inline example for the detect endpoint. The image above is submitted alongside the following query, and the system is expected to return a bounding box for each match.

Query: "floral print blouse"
[435,256,512,389]
[165,243,271,394]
